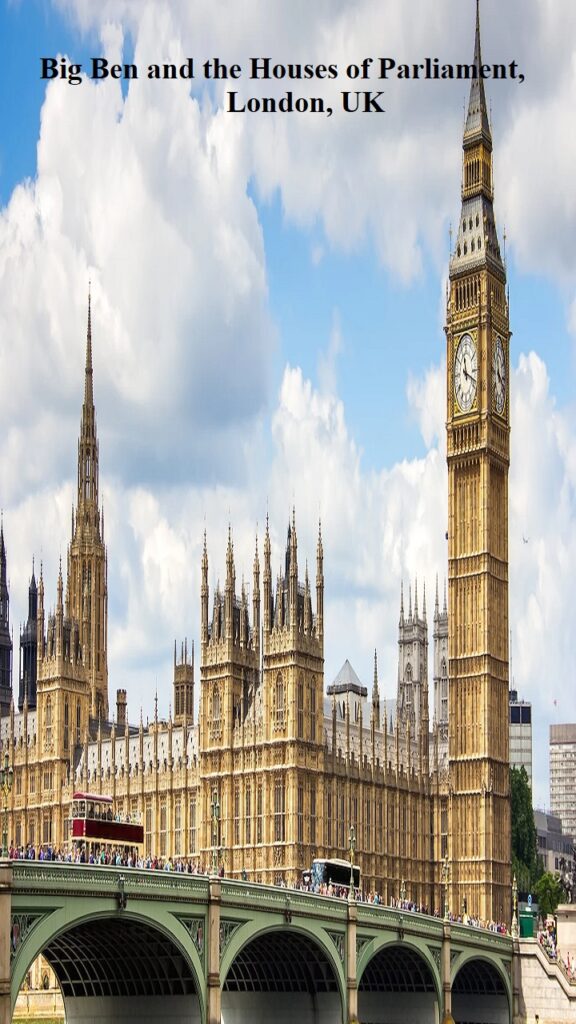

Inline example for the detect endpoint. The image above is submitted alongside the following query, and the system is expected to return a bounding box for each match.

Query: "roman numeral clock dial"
[454,333,477,413]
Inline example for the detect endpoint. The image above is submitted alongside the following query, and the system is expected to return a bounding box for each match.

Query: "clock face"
[493,336,506,415]
[454,334,477,413]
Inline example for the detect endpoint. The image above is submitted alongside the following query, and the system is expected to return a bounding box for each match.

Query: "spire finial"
[435,573,439,615]
[422,580,427,621]
[85,283,94,407]
[464,0,491,144]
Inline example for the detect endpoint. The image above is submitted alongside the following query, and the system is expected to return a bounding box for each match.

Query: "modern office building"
[550,724,576,838]
[509,690,533,786]
[534,809,575,877]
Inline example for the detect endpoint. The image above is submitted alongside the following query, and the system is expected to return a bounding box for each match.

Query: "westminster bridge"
[1,860,519,1024]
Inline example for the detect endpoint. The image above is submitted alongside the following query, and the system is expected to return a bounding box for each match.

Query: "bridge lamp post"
[1,751,14,858]
[211,788,220,876]
[441,853,450,922]
[400,878,406,905]
[348,824,356,901]
[511,874,519,938]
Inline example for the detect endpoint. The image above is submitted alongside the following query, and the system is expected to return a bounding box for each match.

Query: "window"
[29,772,36,794]
[297,679,304,739]
[234,784,240,846]
[256,784,263,844]
[159,801,167,856]
[274,777,285,843]
[309,679,317,741]
[64,699,69,752]
[76,700,82,745]
[275,674,285,728]
[189,797,197,854]
[16,771,22,796]
[297,783,304,844]
[245,785,251,846]
[364,797,371,850]
[42,816,52,844]
[310,784,316,847]
[145,800,153,856]
[174,797,182,856]
[326,791,333,847]
[212,686,220,722]
[44,697,52,751]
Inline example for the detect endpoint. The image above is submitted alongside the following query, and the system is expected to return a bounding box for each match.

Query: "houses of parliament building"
[0,6,511,925]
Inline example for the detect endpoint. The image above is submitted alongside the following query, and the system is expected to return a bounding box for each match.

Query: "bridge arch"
[357,936,441,1024]
[221,921,346,1024]
[451,951,511,1024]
[11,906,205,1023]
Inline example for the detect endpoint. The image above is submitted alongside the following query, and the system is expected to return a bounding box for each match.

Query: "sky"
[1,0,575,811]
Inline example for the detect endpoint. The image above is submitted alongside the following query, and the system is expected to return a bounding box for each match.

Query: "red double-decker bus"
[71,792,144,858]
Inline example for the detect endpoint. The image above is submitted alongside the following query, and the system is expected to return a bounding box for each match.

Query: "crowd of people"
[8,842,509,934]
[538,921,576,981]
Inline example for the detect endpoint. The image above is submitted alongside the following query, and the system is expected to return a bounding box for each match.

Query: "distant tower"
[19,562,38,710]
[0,521,12,715]
[396,579,428,739]
[174,639,194,725]
[446,2,511,922]
[67,292,109,719]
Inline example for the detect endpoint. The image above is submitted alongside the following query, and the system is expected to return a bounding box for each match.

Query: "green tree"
[510,766,540,891]
[534,872,565,917]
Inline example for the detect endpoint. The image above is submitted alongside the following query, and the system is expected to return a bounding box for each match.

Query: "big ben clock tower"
[446,2,511,924]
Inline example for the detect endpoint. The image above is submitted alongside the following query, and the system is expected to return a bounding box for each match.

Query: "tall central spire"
[84,285,94,409]
[465,0,491,144]
[77,288,99,515]
[67,291,108,719]
[449,0,503,279]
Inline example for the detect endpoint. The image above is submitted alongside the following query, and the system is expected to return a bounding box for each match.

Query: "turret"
[263,515,272,635]
[316,520,324,645]
[0,519,13,715]
[252,534,260,660]
[201,531,209,647]
[372,648,381,730]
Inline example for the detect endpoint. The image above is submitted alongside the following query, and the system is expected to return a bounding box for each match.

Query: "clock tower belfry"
[446,2,511,924]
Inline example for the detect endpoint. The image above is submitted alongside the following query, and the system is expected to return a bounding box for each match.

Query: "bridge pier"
[346,899,358,1023]
[441,921,454,1024]
[0,861,12,1024]
[208,877,222,1024]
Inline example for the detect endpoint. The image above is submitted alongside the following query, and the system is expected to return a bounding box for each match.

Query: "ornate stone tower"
[173,638,194,726]
[199,528,260,866]
[257,511,324,880]
[67,295,108,719]
[446,3,511,922]
[397,579,428,739]
[0,521,12,715]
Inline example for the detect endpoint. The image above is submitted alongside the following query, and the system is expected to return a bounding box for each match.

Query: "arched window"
[405,663,413,682]
[212,686,220,722]
[275,674,285,727]
[297,677,304,739]
[309,678,317,742]
[44,697,52,751]
[76,700,81,745]
[441,657,447,677]
[63,699,69,751]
